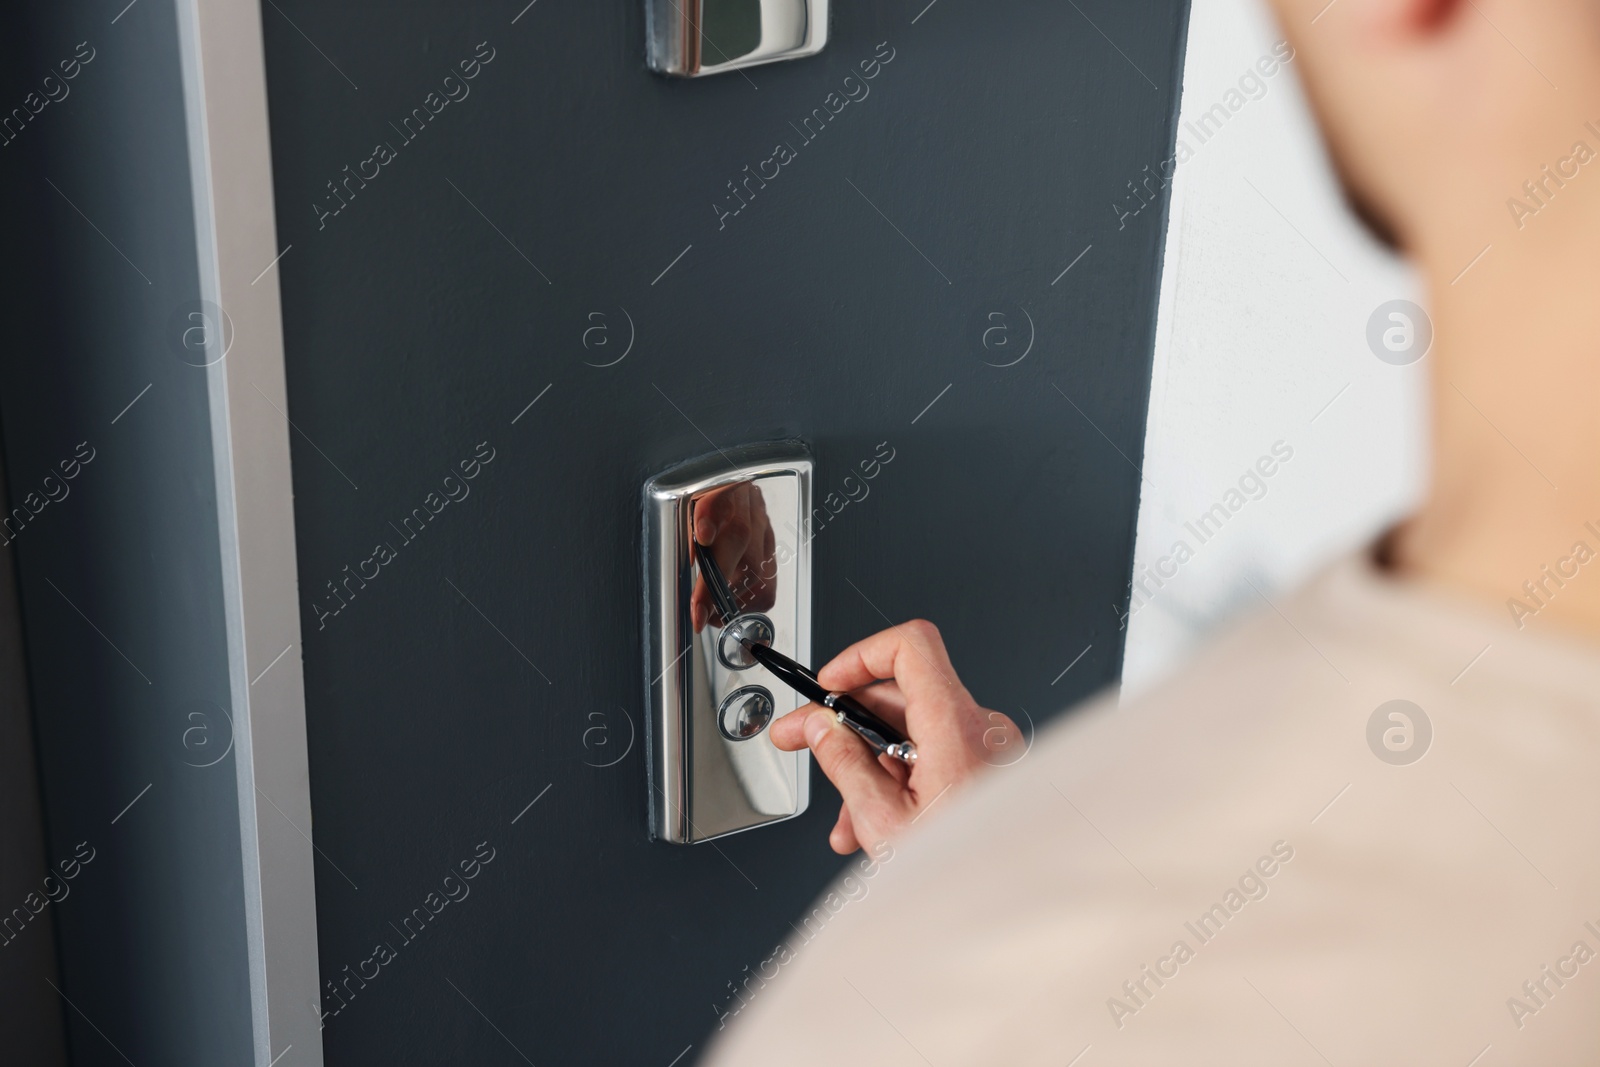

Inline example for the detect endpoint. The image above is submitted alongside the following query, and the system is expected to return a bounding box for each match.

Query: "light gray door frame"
[175,1,324,1063]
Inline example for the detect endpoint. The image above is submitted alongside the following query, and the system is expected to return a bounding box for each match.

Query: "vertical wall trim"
[174,1,324,1064]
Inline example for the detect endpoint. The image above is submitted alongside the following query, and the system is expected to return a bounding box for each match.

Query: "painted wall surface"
[0,458,65,1063]
[258,0,1192,1062]
[0,1,256,1064]
[1124,0,1427,696]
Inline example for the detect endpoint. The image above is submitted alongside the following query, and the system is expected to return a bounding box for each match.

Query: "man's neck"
[1393,166,1600,640]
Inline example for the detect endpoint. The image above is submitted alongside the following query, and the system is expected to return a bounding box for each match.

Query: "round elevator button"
[717,613,774,670]
[718,686,775,741]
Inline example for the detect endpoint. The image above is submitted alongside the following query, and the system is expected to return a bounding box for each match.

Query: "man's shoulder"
[706,557,1600,1066]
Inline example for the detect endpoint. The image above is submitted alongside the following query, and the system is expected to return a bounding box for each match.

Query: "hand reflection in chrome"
[690,481,778,633]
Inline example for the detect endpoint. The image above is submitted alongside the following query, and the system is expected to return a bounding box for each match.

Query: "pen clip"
[825,694,918,764]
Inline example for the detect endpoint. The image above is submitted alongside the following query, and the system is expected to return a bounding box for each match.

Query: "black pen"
[739,639,918,765]
[696,542,916,763]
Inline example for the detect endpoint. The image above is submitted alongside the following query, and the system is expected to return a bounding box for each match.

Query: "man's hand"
[770,620,1021,854]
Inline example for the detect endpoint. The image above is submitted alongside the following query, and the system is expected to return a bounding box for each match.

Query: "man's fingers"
[737,543,778,613]
[850,681,908,730]
[694,483,753,545]
[817,620,969,713]
[877,750,912,788]
[803,711,904,820]
[769,704,820,751]
[711,525,751,569]
[690,582,710,631]
[694,492,725,545]
[830,804,860,855]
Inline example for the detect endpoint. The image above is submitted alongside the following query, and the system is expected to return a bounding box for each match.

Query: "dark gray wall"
[261,1,1189,1063]
[0,1,255,1064]
[0,454,66,1065]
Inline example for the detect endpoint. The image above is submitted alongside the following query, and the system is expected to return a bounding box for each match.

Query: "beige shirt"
[704,556,1600,1066]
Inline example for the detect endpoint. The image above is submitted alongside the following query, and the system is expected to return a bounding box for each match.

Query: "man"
[705,0,1600,1062]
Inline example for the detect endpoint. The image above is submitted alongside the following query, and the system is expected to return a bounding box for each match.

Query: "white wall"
[1122,0,1430,696]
